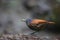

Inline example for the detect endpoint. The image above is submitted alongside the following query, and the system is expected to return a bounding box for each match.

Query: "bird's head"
[21,18,33,25]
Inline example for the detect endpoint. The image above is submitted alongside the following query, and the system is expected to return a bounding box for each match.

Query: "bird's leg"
[31,31,37,34]
[30,31,39,35]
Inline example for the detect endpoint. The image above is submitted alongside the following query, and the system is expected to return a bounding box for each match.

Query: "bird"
[21,18,55,34]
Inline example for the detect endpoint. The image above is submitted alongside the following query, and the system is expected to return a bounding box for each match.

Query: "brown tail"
[48,22,55,24]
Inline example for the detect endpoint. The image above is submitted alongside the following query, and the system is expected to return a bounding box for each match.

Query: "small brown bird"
[22,18,55,34]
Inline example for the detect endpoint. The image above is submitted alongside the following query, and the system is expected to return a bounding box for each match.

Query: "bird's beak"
[21,19,26,22]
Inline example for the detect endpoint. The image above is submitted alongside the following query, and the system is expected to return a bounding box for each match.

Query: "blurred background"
[0,0,60,38]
